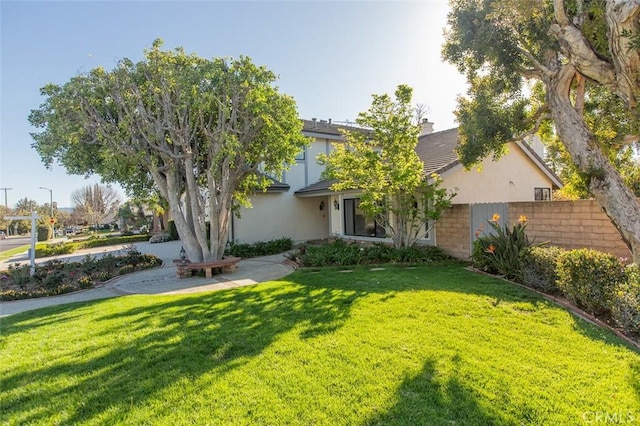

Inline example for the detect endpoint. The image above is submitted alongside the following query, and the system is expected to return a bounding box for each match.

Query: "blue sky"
[1,0,467,208]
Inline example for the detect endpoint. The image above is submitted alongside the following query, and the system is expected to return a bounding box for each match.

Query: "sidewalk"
[0,240,296,317]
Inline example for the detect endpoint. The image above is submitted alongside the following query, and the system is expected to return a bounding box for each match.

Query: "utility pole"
[0,187,12,207]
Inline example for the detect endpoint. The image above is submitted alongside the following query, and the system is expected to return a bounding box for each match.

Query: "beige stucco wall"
[233,193,330,244]
[440,143,555,204]
[232,137,334,244]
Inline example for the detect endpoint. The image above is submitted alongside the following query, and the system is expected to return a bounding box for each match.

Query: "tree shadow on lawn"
[366,358,511,426]
[1,263,638,423]
[1,280,364,424]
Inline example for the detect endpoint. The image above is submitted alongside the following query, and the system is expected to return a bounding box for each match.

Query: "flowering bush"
[472,214,534,281]
[0,251,162,301]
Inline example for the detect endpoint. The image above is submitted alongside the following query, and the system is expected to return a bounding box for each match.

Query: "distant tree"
[319,85,456,248]
[71,184,122,230]
[55,209,72,230]
[29,39,309,261]
[0,205,12,234]
[12,198,39,235]
[443,0,640,263]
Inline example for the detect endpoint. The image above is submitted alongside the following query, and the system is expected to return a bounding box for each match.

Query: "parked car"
[0,231,6,239]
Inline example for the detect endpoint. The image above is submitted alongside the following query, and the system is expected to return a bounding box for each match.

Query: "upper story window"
[534,187,551,201]
[295,149,306,162]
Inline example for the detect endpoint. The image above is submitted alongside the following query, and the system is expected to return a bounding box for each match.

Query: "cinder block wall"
[436,199,633,261]
[436,204,471,259]
[509,200,632,260]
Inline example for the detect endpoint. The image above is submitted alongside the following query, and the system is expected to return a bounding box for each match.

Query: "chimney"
[312,117,317,129]
[328,118,332,125]
[420,119,434,136]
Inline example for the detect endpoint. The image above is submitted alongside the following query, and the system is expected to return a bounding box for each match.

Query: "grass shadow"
[0,281,362,424]
[366,358,510,425]
[1,262,639,423]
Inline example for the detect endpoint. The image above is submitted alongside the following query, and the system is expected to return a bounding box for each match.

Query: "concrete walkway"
[0,240,296,317]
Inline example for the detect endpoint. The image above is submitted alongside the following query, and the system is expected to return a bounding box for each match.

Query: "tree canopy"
[443,0,640,263]
[319,85,456,248]
[30,39,309,261]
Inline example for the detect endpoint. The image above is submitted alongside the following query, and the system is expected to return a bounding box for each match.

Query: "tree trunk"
[547,65,640,263]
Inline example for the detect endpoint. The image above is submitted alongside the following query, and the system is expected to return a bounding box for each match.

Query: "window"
[534,187,551,201]
[295,149,306,161]
[343,198,385,238]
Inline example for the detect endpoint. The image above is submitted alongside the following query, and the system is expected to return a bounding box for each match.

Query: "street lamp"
[39,187,53,237]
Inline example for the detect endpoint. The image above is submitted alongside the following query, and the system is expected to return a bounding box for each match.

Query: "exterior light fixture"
[179,246,187,264]
[333,200,340,210]
[319,201,325,211]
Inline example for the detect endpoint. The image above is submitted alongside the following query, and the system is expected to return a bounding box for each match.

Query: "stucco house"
[229,119,562,246]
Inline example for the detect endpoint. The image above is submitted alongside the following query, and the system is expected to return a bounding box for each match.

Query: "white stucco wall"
[440,143,555,204]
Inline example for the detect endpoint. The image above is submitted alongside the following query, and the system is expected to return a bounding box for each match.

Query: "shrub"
[41,270,66,290]
[298,240,450,267]
[82,235,149,248]
[118,265,135,275]
[7,264,31,289]
[556,249,627,315]
[168,220,179,240]
[149,233,172,243]
[472,214,533,281]
[37,225,50,241]
[226,237,294,258]
[77,276,93,289]
[35,242,77,257]
[521,246,565,294]
[610,265,640,337]
[94,271,112,282]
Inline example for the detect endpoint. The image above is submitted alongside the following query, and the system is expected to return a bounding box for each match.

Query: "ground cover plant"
[1,263,638,425]
[0,246,161,301]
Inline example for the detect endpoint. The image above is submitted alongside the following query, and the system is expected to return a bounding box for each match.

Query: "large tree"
[30,39,309,261]
[319,85,456,248]
[443,0,640,263]
[71,183,122,230]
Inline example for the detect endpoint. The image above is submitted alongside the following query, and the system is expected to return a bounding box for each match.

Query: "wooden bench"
[175,256,242,279]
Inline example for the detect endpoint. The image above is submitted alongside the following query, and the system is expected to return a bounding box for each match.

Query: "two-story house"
[229,119,562,245]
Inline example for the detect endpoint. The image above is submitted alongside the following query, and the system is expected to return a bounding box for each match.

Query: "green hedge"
[226,237,293,259]
[298,240,450,267]
[610,265,640,338]
[556,248,627,315]
[521,246,565,294]
[35,234,151,258]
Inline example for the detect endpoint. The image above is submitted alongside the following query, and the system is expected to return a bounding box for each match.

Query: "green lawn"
[1,263,638,425]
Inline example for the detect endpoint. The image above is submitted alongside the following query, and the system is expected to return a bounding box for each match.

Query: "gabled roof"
[294,179,338,195]
[416,128,461,175]
[301,119,372,139]
[295,125,563,195]
[416,127,562,188]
